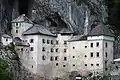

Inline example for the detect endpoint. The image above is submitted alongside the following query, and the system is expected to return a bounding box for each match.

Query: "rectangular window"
[30,47,34,51]
[73,64,75,66]
[47,40,50,44]
[96,64,99,66]
[97,52,99,57]
[16,30,18,33]
[105,42,108,48]
[42,47,45,52]
[91,43,93,47]
[16,23,18,26]
[56,48,58,52]
[6,39,8,41]
[64,49,67,53]
[91,52,93,57]
[96,42,99,47]
[105,52,108,57]
[85,64,87,66]
[73,46,75,49]
[55,56,59,61]
[64,41,67,45]
[32,65,33,68]
[85,46,87,48]
[105,68,108,71]
[42,55,45,60]
[50,56,53,61]
[56,63,58,66]
[51,40,53,44]
[64,57,67,61]
[21,48,23,51]
[73,56,75,58]
[30,39,34,43]
[51,48,54,52]
[42,39,45,43]
[63,65,66,67]
[56,40,59,44]
[91,64,93,66]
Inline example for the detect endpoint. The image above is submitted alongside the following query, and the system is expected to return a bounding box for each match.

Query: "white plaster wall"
[1,37,12,45]
[53,34,72,77]
[14,30,114,78]
[103,40,114,73]
[36,34,72,78]
[23,35,39,73]
[69,40,104,75]
[11,22,33,39]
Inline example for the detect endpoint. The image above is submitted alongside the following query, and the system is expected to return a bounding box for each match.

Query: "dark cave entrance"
[18,0,33,17]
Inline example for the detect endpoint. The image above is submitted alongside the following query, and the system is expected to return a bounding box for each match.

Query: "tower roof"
[88,23,114,37]
[11,14,33,24]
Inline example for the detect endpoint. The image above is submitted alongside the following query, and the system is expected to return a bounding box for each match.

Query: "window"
[105,42,108,48]
[85,64,87,66]
[64,49,67,53]
[32,65,33,68]
[42,47,45,52]
[47,40,50,44]
[105,61,107,64]
[64,41,67,45]
[96,42,99,47]
[56,48,58,52]
[42,39,45,43]
[56,40,59,44]
[16,23,18,26]
[56,63,58,66]
[97,52,99,57]
[6,39,8,41]
[63,65,66,67]
[21,48,23,51]
[16,30,18,33]
[55,56,59,61]
[51,48,54,52]
[91,43,93,47]
[30,47,34,51]
[105,68,108,71]
[91,52,93,57]
[85,46,87,48]
[96,64,99,66]
[105,52,108,57]
[73,46,75,49]
[30,39,34,43]
[42,55,45,60]
[91,64,93,66]
[85,55,87,58]
[51,40,53,44]
[73,64,75,66]
[73,56,75,58]
[50,56,53,61]
[64,57,67,61]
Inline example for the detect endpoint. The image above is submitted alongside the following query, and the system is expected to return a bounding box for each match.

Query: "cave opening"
[18,0,33,16]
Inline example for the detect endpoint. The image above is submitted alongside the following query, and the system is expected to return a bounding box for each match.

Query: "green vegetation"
[0,58,13,80]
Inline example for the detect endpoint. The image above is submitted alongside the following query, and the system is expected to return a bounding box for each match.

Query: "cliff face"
[32,0,108,34]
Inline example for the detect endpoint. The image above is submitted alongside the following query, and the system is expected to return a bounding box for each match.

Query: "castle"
[2,14,115,79]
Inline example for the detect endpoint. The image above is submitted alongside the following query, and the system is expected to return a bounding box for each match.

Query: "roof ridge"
[23,26,34,34]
